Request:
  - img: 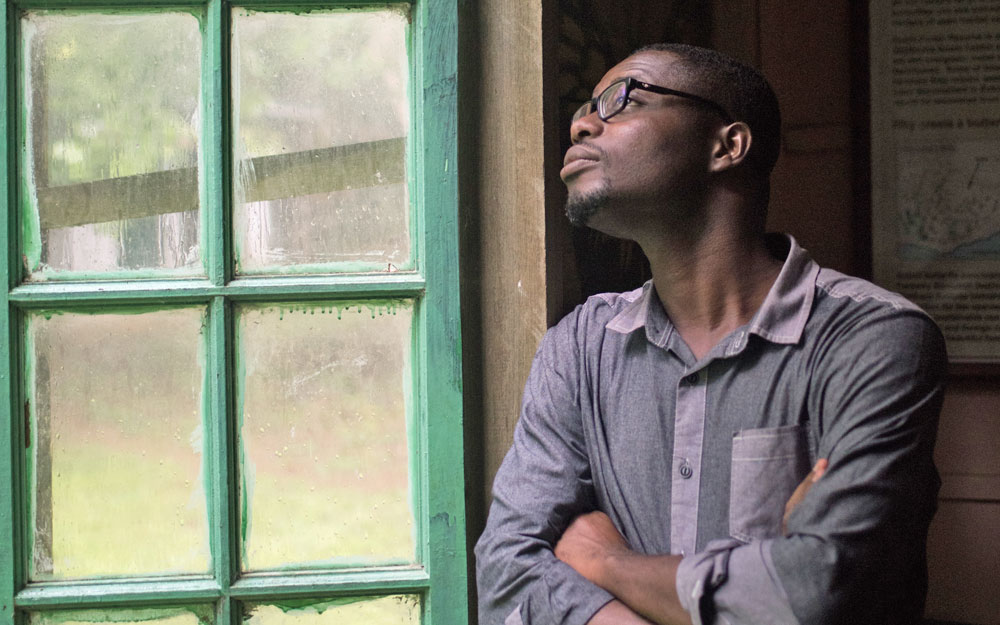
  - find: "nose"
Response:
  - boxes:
[570,110,603,144]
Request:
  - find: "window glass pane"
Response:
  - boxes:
[232,8,410,274]
[244,597,419,625]
[238,302,414,570]
[27,308,209,580]
[30,607,212,625]
[22,12,202,278]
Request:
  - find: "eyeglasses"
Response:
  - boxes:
[572,77,734,124]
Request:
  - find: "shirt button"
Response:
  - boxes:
[679,460,693,479]
[684,373,698,385]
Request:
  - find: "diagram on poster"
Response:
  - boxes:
[897,142,1000,260]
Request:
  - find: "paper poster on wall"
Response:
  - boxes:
[870,0,1000,362]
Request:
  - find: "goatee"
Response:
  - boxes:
[565,183,610,227]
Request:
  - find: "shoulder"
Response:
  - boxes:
[549,284,648,339]
[814,268,927,314]
[812,268,939,333]
[535,285,649,374]
[808,268,946,374]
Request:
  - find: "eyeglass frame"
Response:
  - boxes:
[572,77,734,125]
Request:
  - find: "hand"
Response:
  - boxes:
[783,458,828,535]
[554,511,630,585]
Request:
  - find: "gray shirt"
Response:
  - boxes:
[475,235,945,625]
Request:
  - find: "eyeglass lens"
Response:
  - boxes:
[599,81,629,119]
[572,80,631,124]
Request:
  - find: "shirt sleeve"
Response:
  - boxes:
[678,307,946,625]
[676,538,799,625]
[474,312,615,625]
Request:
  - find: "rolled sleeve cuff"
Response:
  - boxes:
[675,539,742,625]
[676,539,799,625]
[504,606,523,625]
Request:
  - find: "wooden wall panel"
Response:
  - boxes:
[469,0,549,515]
[926,501,1000,624]
[758,1,858,273]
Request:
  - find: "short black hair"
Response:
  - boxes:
[633,43,782,178]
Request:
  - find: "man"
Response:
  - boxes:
[475,43,945,625]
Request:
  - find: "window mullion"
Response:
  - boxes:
[204,0,237,598]
[208,296,238,591]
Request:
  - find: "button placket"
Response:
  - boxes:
[670,366,709,555]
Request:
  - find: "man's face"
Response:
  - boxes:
[561,51,722,237]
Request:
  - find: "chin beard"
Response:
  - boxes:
[565,183,610,227]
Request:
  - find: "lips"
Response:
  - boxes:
[561,145,602,179]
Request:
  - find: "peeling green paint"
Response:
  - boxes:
[234,259,417,277]
[254,299,405,323]
[233,305,251,572]
[31,605,213,625]
[196,303,214,582]
[233,4,411,19]
[23,313,37,581]
[19,17,41,277]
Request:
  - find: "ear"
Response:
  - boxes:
[709,122,752,173]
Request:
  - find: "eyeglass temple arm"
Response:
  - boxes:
[631,79,734,123]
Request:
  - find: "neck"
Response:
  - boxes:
[635,197,781,361]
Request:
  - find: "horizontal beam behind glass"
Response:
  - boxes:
[9,274,425,307]
[35,138,403,230]
[15,566,428,609]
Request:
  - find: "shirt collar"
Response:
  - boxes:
[605,234,819,348]
[746,234,819,344]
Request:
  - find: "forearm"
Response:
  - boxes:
[588,600,656,625]
[555,512,693,625]
[592,553,692,625]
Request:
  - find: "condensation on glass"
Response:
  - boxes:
[29,608,211,625]
[243,596,420,625]
[21,12,201,278]
[232,8,411,274]
[27,309,209,580]
[238,301,414,570]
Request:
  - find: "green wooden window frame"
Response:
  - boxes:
[0,0,467,623]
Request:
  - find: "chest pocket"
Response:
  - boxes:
[729,424,810,542]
